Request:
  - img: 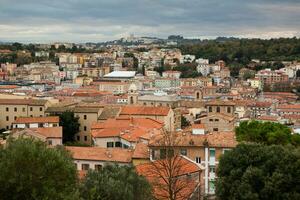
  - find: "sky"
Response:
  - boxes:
[0,0,300,43]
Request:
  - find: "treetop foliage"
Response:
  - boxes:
[216,143,300,200]
[0,137,79,200]
[235,120,300,146]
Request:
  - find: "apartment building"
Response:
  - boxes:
[11,127,63,146]
[91,117,163,148]
[45,102,103,144]
[0,99,49,130]
[96,81,130,94]
[66,146,133,171]
[119,105,175,131]
[149,131,237,196]
[12,116,59,129]
[255,69,289,85]
[199,100,236,132]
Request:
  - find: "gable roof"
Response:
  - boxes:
[120,106,170,116]
[66,146,133,163]
[13,116,59,124]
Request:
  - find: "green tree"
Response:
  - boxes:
[216,144,300,200]
[59,111,80,143]
[79,165,152,200]
[0,138,79,200]
[181,116,191,129]
[235,120,300,146]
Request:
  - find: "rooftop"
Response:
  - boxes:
[66,146,133,163]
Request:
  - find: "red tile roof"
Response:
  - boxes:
[149,131,237,148]
[30,127,62,138]
[136,156,202,200]
[14,116,59,124]
[120,106,170,116]
[66,146,133,163]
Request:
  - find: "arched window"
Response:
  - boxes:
[216,106,220,113]
[130,96,134,104]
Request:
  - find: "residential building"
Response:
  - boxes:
[119,105,175,131]
[149,131,237,196]
[66,146,133,171]
[0,99,49,130]
[12,116,59,129]
[11,127,63,146]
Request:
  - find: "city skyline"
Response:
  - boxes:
[0,0,300,43]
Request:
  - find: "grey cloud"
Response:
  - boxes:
[0,0,299,42]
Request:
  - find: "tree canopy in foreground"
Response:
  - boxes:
[216,143,300,200]
[235,120,300,146]
[79,165,153,200]
[0,138,78,200]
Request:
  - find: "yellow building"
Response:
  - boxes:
[0,99,49,130]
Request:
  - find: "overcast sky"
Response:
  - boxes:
[0,0,300,43]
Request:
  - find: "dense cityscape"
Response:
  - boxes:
[1,0,300,200]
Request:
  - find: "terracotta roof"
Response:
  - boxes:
[13,116,59,124]
[136,156,202,200]
[257,115,279,122]
[98,106,121,120]
[120,106,170,116]
[250,101,272,108]
[31,127,62,138]
[66,146,133,163]
[92,117,163,129]
[282,114,300,120]
[132,142,150,159]
[277,104,300,110]
[205,100,235,106]
[0,99,47,106]
[149,131,237,148]
[192,124,205,129]
[0,85,20,89]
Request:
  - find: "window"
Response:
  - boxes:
[215,119,219,122]
[196,157,201,164]
[6,107,9,112]
[160,149,166,159]
[83,115,87,120]
[115,141,121,147]
[209,119,213,122]
[30,107,33,111]
[223,148,231,154]
[14,107,17,112]
[209,181,216,194]
[209,148,216,165]
[95,164,102,171]
[83,126,87,131]
[216,106,220,113]
[77,135,80,141]
[213,128,218,132]
[14,116,17,120]
[47,140,53,146]
[180,149,187,156]
[107,142,114,148]
[209,166,216,173]
[6,126,9,130]
[40,107,43,111]
[38,123,43,127]
[208,107,212,112]
[227,107,231,113]
[82,164,90,171]
[22,108,25,112]
[84,136,87,141]
[6,116,9,121]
